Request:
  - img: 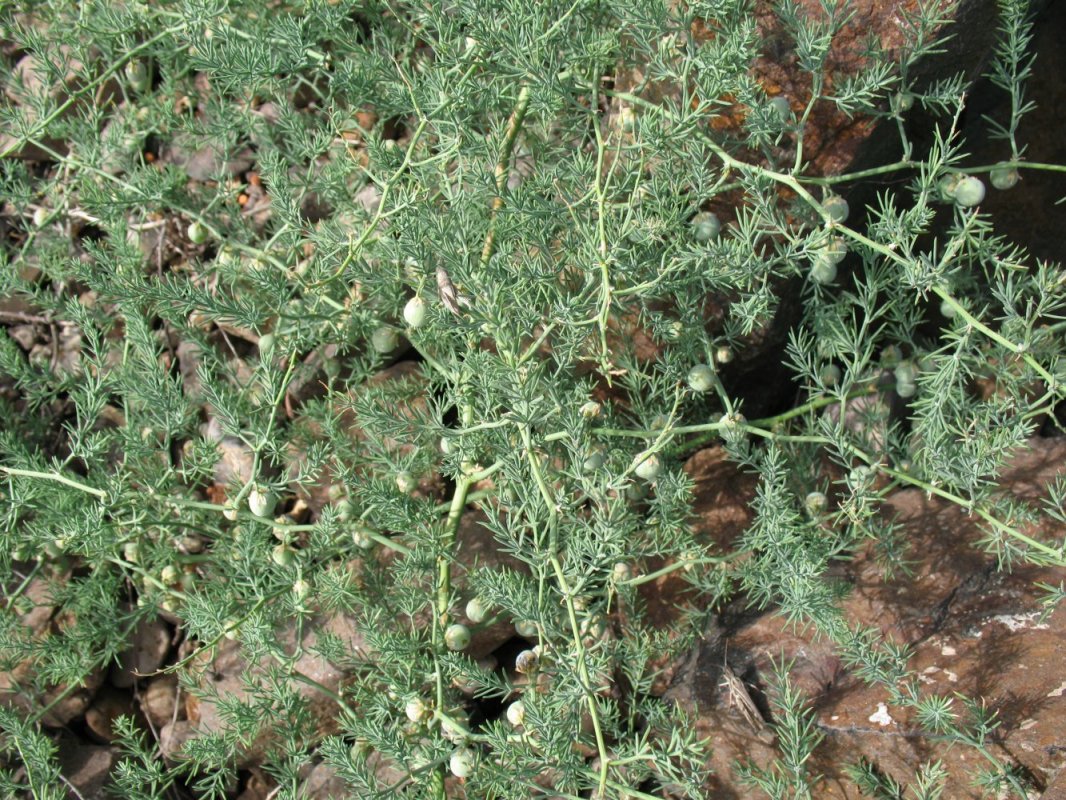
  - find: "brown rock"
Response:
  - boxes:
[84,685,138,742]
[110,616,170,688]
[55,737,118,800]
[181,611,367,766]
[699,437,1066,797]
[159,719,197,762]
[140,673,180,729]
[300,762,348,799]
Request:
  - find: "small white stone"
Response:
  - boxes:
[868,703,893,726]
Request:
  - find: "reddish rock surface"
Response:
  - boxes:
[671,436,1066,797]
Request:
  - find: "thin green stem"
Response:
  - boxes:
[0,466,106,498]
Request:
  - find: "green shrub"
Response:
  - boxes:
[0,0,1062,797]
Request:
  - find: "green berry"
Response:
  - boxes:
[690,211,721,243]
[292,578,310,601]
[122,541,140,563]
[271,544,295,568]
[893,361,918,385]
[160,565,180,586]
[579,400,602,419]
[444,623,471,651]
[506,700,525,727]
[395,471,416,494]
[403,296,427,328]
[938,174,961,201]
[823,237,848,265]
[822,194,849,223]
[633,452,661,482]
[351,527,374,550]
[449,747,475,779]
[515,648,538,673]
[465,596,490,624]
[186,221,208,244]
[769,96,791,122]
[819,364,841,387]
[124,59,150,92]
[989,163,1019,191]
[582,449,605,472]
[954,176,985,208]
[247,485,276,518]
[686,364,716,393]
[715,346,733,365]
[405,697,428,723]
[804,491,827,514]
[893,92,914,113]
[719,411,745,429]
[896,380,917,399]
[809,256,837,285]
[371,326,399,354]
[515,619,538,638]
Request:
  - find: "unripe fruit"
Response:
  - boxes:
[186,222,208,244]
[405,697,428,723]
[403,296,427,328]
[444,623,471,651]
[989,163,1019,191]
[809,256,837,285]
[579,400,602,419]
[271,544,295,568]
[820,364,841,387]
[804,491,827,514]
[612,562,632,582]
[954,176,985,208]
[465,596,489,624]
[258,333,275,357]
[893,92,914,113]
[896,380,917,399]
[822,194,849,223]
[515,619,538,638]
[582,449,605,472]
[247,485,276,518]
[633,452,661,482]
[124,59,150,92]
[769,96,791,122]
[719,411,746,429]
[335,498,353,522]
[690,211,721,243]
[395,471,416,494]
[371,326,399,353]
[938,174,961,202]
[292,578,311,601]
[515,649,538,673]
[506,700,525,727]
[160,565,180,586]
[715,346,733,365]
[449,747,475,779]
[822,237,848,265]
[222,501,239,521]
[686,364,715,393]
[894,360,918,385]
[122,541,140,563]
[351,527,374,549]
